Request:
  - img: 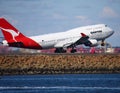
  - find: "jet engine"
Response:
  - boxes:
[84,39,98,47]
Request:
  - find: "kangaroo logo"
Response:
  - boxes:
[0,27,20,42]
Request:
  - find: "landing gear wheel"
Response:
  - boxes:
[55,48,66,53]
[71,49,77,53]
[101,42,105,46]
[62,50,66,53]
[101,40,105,46]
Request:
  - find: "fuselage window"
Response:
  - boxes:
[90,30,102,34]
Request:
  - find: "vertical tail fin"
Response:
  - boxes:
[0,18,42,49]
[0,18,25,42]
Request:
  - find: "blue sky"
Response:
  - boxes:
[0,0,120,46]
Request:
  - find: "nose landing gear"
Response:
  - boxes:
[101,40,105,46]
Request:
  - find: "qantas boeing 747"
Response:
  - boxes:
[0,18,114,53]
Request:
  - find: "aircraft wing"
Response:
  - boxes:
[75,33,89,45]
[54,33,89,48]
[54,37,80,48]
[75,33,98,47]
[54,33,98,48]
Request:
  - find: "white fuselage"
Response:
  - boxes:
[29,24,114,49]
[0,18,114,51]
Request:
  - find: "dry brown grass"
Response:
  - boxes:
[0,54,120,75]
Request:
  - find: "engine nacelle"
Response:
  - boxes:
[84,39,98,47]
[89,39,98,47]
[2,40,9,46]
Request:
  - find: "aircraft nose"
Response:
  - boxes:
[110,29,114,35]
[108,27,114,36]
[111,30,114,35]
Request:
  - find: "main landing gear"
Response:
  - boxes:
[70,48,77,53]
[54,48,77,53]
[54,48,66,53]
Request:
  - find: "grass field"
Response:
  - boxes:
[0,53,120,75]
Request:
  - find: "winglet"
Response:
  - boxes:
[81,33,87,37]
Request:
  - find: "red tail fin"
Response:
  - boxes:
[0,18,42,49]
[0,18,25,42]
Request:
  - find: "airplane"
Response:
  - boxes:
[0,18,114,53]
